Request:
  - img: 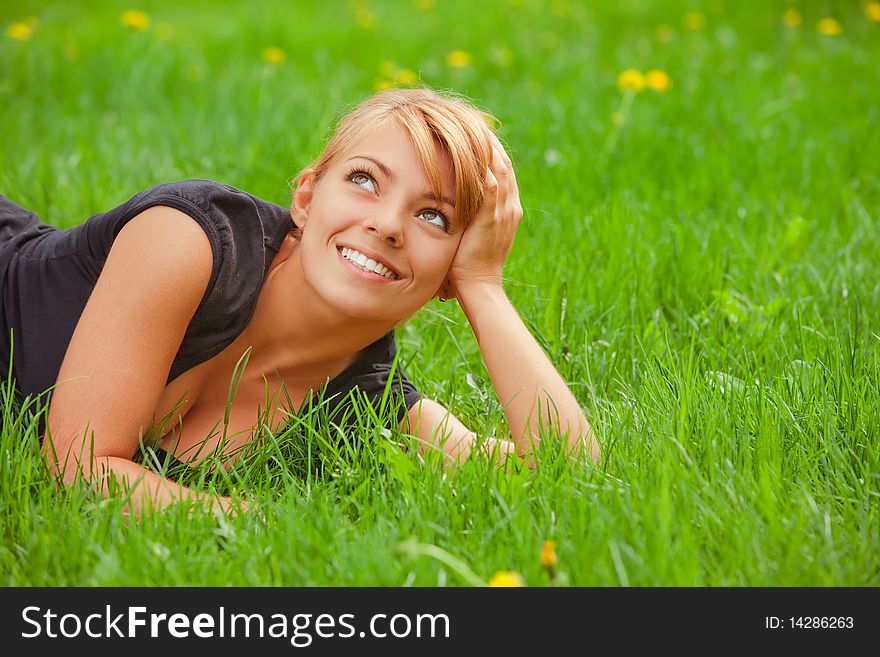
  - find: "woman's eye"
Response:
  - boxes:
[350,172,376,193]
[419,209,448,231]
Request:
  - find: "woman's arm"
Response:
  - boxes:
[42,205,237,516]
[456,282,598,462]
[439,135,599,465]
[404,289,598,466]
[402,397,518,465]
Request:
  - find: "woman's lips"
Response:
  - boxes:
[337,247,400,283]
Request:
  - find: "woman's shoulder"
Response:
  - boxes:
[155,179,289,236]
[92,178,290,246]
[136,179,276,213]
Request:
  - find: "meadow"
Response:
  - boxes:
[1,0,878,586]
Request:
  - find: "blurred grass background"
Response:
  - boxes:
[1,0,878,586]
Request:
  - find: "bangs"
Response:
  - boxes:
[393,102,493,226]
[304,88,496,227]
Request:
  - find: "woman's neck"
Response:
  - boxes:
[238,238,397,378]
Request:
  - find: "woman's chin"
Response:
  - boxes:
[317,286,400,322]
[304,272,431,324]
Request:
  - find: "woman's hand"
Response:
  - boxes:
[442,135,523,299]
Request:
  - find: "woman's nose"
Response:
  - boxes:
[363,210,404,246]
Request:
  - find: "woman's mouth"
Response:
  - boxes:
[337,246,400,282]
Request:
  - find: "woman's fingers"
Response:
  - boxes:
[499,146,522,220]
[489,140,510,201]
[488,137,522,227]
[483,147,506,224]
[483,163,499,216]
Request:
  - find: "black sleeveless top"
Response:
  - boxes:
[0,180,420,436]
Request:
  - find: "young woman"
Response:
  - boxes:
[0,88,598,515]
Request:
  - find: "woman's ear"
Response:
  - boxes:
[291,168,316,231]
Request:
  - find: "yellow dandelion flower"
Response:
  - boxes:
[6,21,33,41]
[683,11,705,31]
[414,0,435,10]
[373,79,393,92]
[782,10,802,28]
[488,571,525,587]
[261,46,287,65]
[396,69,417,85]
[867,2,880,22]
[121,10,150,31]
[617,69,645,92]
[655,24,674,43]
[646,69,671,92]
[447,50,472,68]
[817,18,842,36]
[540,540,558,569]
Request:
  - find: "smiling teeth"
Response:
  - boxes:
[341,247,398,279]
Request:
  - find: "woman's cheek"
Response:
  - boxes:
[426,252,455,287]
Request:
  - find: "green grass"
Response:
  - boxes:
[1,0,878,586]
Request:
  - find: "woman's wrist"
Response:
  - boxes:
[455,278,507,315]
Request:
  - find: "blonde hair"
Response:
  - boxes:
[294,87,497,229]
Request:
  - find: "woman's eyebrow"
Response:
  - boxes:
[348,155,394,180]
[424,191,456,208]
[348,154,455,208]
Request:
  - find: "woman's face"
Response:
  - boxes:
[292,120,463,322]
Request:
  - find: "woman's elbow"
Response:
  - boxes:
[570,417,600,465]
[41,432,103,486]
